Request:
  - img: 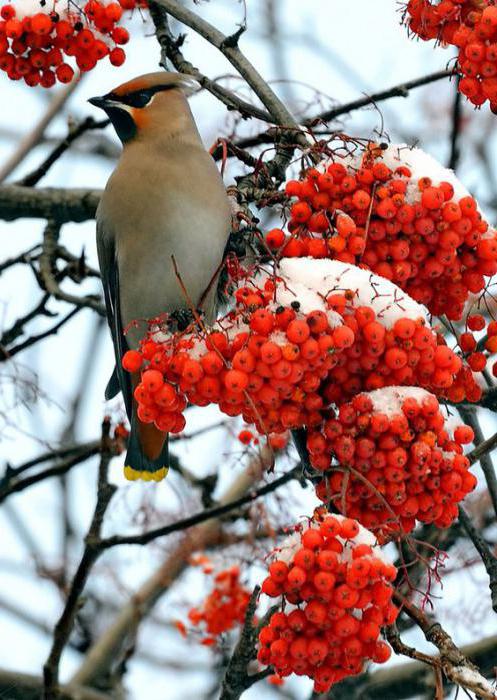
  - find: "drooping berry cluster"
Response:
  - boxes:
[322,290,469,403]
[258,513,397,692]
[123,298,346,437]
[0,0,138,86]
[404,0,497,110]
[309,388,476,537]
[187,566,251,645]
[272,146,497,323]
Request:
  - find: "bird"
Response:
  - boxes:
[89,71,231,482]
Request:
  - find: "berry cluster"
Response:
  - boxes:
[123,287,349,437]
[187,566,251,645]
[122,254,481,454]
[404,1,497,110]
[274,146,497,323]
[309,388,476,537]
[258,513,397,692]
[322,293,472,404]
[0,0,137,86]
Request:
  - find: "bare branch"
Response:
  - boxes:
[220,586,273,700]
[0,185,100,223]
[38,219,105,314]
[458,505,497,613]
[71,447,274,687]
[149,2,273,122]
[43,420,117,699]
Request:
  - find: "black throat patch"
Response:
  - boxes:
[106,107,137,144]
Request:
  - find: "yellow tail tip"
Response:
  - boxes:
[124,466,169,482]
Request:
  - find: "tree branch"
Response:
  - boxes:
[458,505,497,613]
[149,1,273,122]
[152,0,299,129]
[0,185,100,222]
[220,586,273,700]
[43,419,116,699]
[38,219,105,315]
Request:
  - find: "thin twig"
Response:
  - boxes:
[458,505,497,613]
[16,117,110,188]
[96,464,300,549]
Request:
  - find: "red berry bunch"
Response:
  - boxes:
[310,388,476,537]
[0,0,134,86]
[258,512,397,692]
[187,566,251,645]
[322,295,473,404]
[404,0,497,110]
[276,145,497,322]
[122,285,352,436]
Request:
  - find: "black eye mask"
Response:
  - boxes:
[107,84,177,109]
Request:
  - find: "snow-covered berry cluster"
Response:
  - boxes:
[122,254,480,449]
[0,0,141,86]
[309,387,476,537]
[187,566,251,645]
[404,0,497,110]
[122,272,352,438]
[272,145,497,325]
[258,513,397,692]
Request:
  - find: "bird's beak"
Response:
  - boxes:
[88,95,107,109]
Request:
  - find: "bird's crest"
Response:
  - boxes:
[111,72,198,99]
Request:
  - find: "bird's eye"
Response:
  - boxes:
[127,91,152,108]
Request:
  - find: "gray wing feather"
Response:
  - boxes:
[96,220,132,419]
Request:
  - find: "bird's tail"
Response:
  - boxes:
[123,413,169,482]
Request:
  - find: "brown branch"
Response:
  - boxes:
[0,443,101,504]
[395,594,497,699]
[1,306,82,362]
[0,185,100,222]
[153,0,300,131]
[70,447,274,687]
[331,634,497,700]
[0,668,112,700]
[149,2,273,122]
[38,219,105,315]
[220,585,273,700]
[448,77,462,171]
[461,409,497,517]
[43,419,117,700]
[304,68,455,125]
[211,69,456,162]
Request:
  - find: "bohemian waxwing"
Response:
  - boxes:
[89,72,231,482]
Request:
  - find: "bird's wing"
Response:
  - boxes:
[96,220,132,418]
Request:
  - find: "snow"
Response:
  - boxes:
[327,143,471,202]
[274,257,428,328]
[272,514,392,566]
[451,666,497,698]
[367,386,432,417]
[379,144,470,202]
